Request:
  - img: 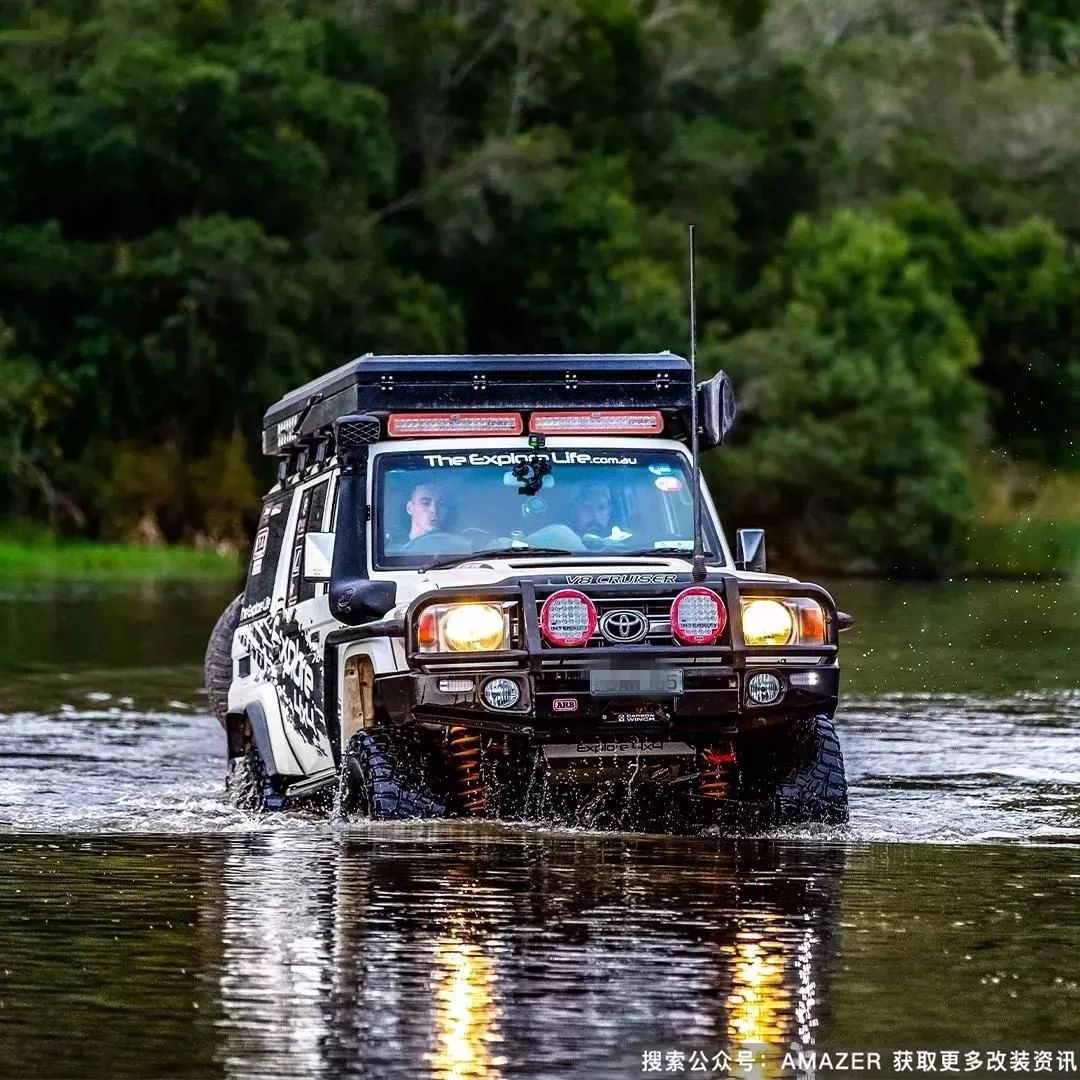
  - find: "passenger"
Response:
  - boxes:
[568,483,613,538]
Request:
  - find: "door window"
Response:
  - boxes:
[286,480,330,607]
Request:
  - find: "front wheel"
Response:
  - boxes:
[772,714,849,825]
[341,729,448,820]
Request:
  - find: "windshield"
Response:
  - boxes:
[374,447,723,569]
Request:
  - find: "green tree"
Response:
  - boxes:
[710,210,983,575]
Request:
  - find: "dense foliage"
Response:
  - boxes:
[1,0,1078,572]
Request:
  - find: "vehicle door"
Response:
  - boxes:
[271,476,336,776]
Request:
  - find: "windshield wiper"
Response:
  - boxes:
[423,547,577,571]
[624,545,717,559]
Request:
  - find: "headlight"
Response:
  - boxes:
[741,599,794,645]
[416,602,511,652]
[740,597,825,646]
[442,604,506,651]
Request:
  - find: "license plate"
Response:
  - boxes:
[589,668,683,697]
[544,739,694,761]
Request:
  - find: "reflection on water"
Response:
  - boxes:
[1,830,1077,1080]
[206,829,842,1080]
[429,930,504,1079]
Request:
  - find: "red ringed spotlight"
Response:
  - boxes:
[540,589,597,648]
[670,587,727,645]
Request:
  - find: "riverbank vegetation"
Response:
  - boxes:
[1,0,1078,577]
[0,532,239,580]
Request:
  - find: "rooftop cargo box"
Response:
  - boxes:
[262,353,734,456]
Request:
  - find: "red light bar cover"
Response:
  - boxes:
[529,410,664,435]
[388,412,523,437]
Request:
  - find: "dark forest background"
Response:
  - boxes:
[2,0,1079,575]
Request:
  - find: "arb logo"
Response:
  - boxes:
[552,698,579,713]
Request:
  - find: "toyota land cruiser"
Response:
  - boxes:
[204,353,850,826]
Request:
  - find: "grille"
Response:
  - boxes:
[537,595,678,648]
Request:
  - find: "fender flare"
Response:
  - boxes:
[225,704,279,780]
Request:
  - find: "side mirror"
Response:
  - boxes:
[303,532,335,581]
[735,528,767,573]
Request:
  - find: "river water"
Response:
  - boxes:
[0,577,1077,1078]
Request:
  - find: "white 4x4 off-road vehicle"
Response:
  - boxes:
[204,353,850,826]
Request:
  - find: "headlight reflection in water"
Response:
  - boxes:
[429,928,506,1080]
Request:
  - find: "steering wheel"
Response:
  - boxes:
[399,530,472,555]
[459,527,494,545]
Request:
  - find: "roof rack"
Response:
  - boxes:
[262,353,734,457]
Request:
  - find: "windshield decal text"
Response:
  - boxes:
[422,451,639,467]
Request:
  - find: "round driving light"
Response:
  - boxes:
[442,604,505,651]
[540,589,597,647]
[481,677,521,710]
[741,599,795,646]
[746,672,782,705]
[670,587,727,645]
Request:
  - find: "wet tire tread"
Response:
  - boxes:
[344,729,447,820]
[774,714,849,825]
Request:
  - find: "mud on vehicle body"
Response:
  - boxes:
[206,353,852,825]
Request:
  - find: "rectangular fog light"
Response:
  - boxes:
[438,677,474,694]
[789,672,821,688]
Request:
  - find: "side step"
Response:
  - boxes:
[284,769,338,801]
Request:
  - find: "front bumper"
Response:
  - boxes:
[395,577,841,740]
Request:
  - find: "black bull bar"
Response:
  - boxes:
[399,577,841,737]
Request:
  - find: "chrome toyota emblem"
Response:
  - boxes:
[600,609,649,644]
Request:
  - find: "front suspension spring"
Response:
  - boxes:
[447,725,489,814]
[698,743,738,799]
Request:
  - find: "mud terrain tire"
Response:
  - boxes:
[343,729,448,820]
[226,745,281,812]
[205,593,243,726]
[774,714,849,825]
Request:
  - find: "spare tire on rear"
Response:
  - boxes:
[204,593,243,726]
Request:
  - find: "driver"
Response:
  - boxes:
[405,481,451,539]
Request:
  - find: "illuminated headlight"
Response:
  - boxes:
[741,598,825,646]
[481,677,521,710]
[416,603,512,652]
[746,672,782,705]
[741,599,794,645]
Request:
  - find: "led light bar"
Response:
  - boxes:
[529,410,664,435]
[388,412,523,437]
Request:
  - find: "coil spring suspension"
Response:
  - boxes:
[698,743,737,799]
[447,726,489,814]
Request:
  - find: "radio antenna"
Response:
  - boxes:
[687,224,707,582]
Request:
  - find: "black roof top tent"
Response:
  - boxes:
[262,352,735,457]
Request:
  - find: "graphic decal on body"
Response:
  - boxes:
[237,612,326,752]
